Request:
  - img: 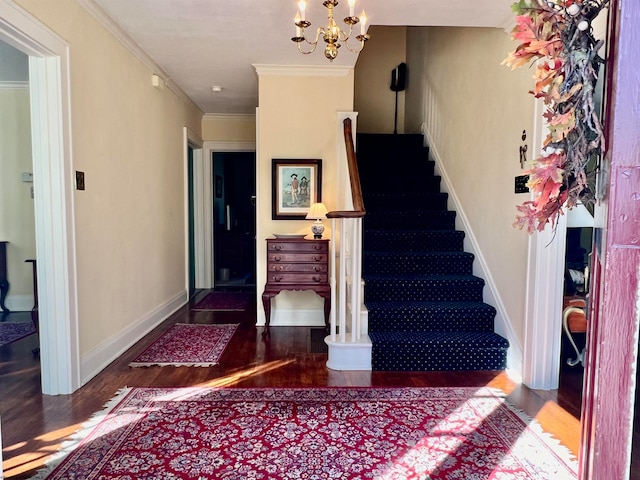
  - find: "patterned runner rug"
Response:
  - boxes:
[129,323,238,367]
[192,291,254,311]
[0,321,36,348]
[31,386,577,479]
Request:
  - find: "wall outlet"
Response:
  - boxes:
[76,171,85,190]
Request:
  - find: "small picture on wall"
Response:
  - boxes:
[272,159,322,220]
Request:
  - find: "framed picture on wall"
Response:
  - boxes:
[272,159,322,220]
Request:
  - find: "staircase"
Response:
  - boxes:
[357,133,509,371]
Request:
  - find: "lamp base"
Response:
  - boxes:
[311,221,325,239]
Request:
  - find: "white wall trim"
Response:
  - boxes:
[253,64,353,77]
[75,0,202,115]
[80,291,186,385]
[0,79,28,88]
[184,127,203,294]
[521,97,566,390]
[4,294,34,312]
[423,128,524,377]
[266,307,326,327]
[0,0,81,395]
[203,113,256,121]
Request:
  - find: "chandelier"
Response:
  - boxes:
[291,0,370,61]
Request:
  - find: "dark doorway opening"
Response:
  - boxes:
[213,152,256,291]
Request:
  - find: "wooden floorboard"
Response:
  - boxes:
[1,295,588,478]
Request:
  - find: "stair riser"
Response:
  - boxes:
[363,233,465,252]
[364,283,484,303]
[362,176,441,194]
[367,313,495,332]
[364,212,455,230]
[364,194,448,211]
[363,255,473,275]
[372,345,507,371]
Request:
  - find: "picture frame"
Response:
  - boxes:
[272,159,322,220]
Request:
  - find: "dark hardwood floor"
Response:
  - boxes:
[1,292,587,478]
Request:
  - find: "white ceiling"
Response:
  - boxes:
[88,0,514,115]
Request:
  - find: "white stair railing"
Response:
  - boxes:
[325,113,371,370]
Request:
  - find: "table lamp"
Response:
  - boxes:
[305,202,328,239]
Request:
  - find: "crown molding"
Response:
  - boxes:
[253,64,353,77]
[76,0,202,115]
[0,80,28,89]
[203,113,256,121]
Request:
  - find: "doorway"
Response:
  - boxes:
[213,152,256,291]
[0,1,79,395]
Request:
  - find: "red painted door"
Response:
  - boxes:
[579,1,640,478]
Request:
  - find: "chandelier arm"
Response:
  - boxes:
[296,41,319,55]
[305,27,324,46]
[342,34,369,54]
[338,23,354,42]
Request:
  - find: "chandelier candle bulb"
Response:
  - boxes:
[360,10,367,34]
[349,0,355,17]
[298,0,306,21]
[294,12,302,37]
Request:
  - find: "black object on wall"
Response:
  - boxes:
[390,63,407,92]
[390,63,407,134]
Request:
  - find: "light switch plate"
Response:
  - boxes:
[515,175,530,194]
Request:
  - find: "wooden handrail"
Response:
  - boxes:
[326,118,366,219]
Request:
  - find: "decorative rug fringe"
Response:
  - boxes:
[28,387,133,480]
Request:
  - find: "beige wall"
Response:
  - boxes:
[15,0,203,356]
[355,26,406,134]
[202,114,256,142]
[256,69,354,325]
[0,87,36,306]
[405,26,535,346]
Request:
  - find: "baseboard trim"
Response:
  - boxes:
[3,294,35,312]
[423,130,524,376]
[263,308,326,327]
[80,291,187,385]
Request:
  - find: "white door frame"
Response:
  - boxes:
[522,98,567,390]
[0,0,80,395]
[200,141,256,288]
[184,127,203,295]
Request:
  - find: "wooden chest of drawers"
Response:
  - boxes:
[262,238,330,332]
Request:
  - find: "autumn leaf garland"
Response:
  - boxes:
[504,0,608,233]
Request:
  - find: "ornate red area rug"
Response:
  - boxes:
[129,323,238,367]
[32,387,577,479]
[0,321,36,348]
[192,291,253,311]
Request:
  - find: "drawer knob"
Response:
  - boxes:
[314,266,321,272]
[274,256,282,262]
[313,245,321,250]
[274,245,282,251]
[313,256,321,262]
[313,276,321,282]
[273,276,282,282]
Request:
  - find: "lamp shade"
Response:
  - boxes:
[306,202,328,220]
